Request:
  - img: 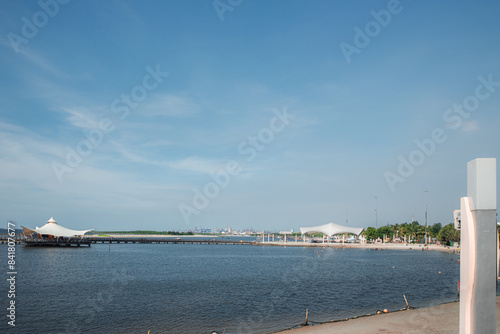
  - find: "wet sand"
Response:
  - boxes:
[274,296,500,334]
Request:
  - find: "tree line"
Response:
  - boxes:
[361,221,460,245]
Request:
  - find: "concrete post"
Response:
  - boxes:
[460,158,497,334]
[497,228,499,280]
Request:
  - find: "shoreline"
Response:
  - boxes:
[257,241,460,253]
[85,234,460,254]
[272,296,500,334]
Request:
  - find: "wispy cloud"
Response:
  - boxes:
[138,93,201,117]
[461,120,479,132]
[141,140,173,148]
[0,120,185,226]
[12,46,68,79]
[0,121,64,190]
[60,107,103,130]
[109,141,167,166]
[0,121,61,158]
[110,141,227,174]
[167,157,228,174]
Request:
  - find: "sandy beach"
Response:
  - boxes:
[258,241,460,254]
[274,296,500,334]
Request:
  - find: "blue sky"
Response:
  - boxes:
[1,0,499,232]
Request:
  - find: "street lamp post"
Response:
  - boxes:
[424,190,428,245]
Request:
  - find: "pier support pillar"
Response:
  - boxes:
[460,158,497,334]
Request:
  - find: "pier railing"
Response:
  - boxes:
[87,237,256,245]
[0,235,257,246]
[23,237,92,247]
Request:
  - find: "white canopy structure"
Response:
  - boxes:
[22,217,93,238]
[300,222,364,237]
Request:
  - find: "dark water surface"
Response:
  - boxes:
[1,243,460,334]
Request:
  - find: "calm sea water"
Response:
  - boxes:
[1,242,461,334]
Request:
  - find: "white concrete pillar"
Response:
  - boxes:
[460,158,497,334]
[497,228,500,279]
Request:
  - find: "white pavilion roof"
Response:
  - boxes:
[300,222,364,237]
[24,217,93,238]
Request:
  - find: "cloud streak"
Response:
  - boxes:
[138,93,201,117]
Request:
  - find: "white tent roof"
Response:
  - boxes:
[25,217,93,238]
[300,222,364,237]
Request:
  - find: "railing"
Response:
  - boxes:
[87,236,256,245]
[0,234,257,246]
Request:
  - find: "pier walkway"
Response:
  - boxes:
[88,236,255,245]
[0,235,257,246]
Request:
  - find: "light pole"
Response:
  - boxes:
[374,196,378,229]
[424,190,428,245]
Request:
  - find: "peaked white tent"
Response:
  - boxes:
[300,222,364,237]
[22,217,93,238]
